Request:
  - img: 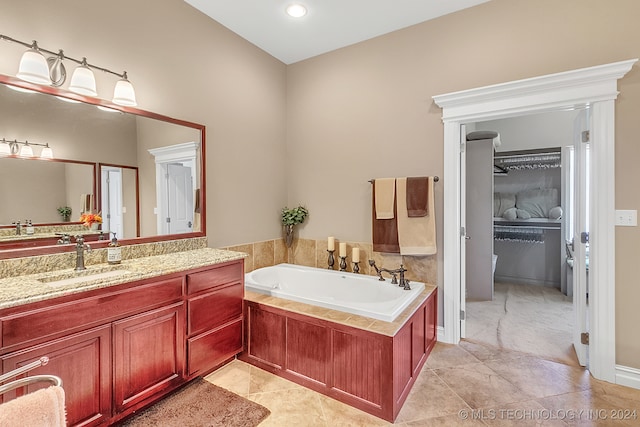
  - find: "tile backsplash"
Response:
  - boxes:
[226,237,437,285]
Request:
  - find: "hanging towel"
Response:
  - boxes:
[406,176,429,217]
[396,177,437,256]
[374,178,396,219]
[0,385,67,427]
[372,180,400,253]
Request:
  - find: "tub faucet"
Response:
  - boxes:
[74,235,91,271]
[12,221,21,235]
[368,260,412,290]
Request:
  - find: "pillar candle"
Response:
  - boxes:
[352,247,360,263]
[328,236,335,251]
[339,242,346,257]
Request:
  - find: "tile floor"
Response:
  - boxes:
[205,340,640,426]
[465,282,577,366]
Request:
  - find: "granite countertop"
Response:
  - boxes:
[0,248,247,310]
[244,284,437,337]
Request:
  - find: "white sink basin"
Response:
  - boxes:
[40,269,132,287]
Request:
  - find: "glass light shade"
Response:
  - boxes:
[17,48,52,85]
[112,77,137,106]
[69,64,97,96]
[0,143,11,156]
[19,144,34,157]
[40,145,54,159]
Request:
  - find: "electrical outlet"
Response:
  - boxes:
[615,210,637,226]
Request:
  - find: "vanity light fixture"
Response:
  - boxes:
[0,33,137,106]
[16,41,52,85]
[68,57,98,96]
[0,138,54,159]
[286,3,307,18]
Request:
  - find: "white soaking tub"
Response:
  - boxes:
[244,263,424,322]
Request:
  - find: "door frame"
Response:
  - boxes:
[433,59,636,382]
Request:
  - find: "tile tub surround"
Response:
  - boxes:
[0,236,208,278]
[227,237,437,285]
[0,245,246,309]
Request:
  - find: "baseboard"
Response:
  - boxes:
[615,365,640,390]
[437,326,446,342]
[493,275,560,288]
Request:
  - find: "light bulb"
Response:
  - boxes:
[286,4,307,17]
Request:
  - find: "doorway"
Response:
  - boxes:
[463,109,582,367]
[433,59,636,382]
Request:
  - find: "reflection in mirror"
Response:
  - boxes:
[99,163,139,240]
[0,73,206,257]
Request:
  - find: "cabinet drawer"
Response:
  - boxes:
[1,277,183,351]
[187,319,243,377]
[186,261,243,295]
[187,283,243,336]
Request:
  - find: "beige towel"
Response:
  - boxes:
[0,385,67,426]
[374,178,396,219]
[396,177,437,255]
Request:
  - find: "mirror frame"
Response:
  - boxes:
[0,74,206,260]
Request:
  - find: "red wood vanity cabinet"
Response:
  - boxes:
[0,258,244,426]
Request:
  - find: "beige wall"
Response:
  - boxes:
[0,0,288,247]
[1,0,638,370]
[286,0,640,369]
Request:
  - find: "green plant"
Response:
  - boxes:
[57,206,72,217]
[281,205,309,226]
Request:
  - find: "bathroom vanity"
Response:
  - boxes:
[0,248,245,426]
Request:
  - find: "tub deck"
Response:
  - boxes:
[241,285,437,422]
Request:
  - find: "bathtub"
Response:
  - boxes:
[244,263,425,322]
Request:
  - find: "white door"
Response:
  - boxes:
[166,163,194,234]
[459,124,468,338]
[572,108,590,367]
[101,167,124,239]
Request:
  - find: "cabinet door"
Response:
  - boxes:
[1,325,111,427]
[113,303,185,413]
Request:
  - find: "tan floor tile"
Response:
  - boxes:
[480,400,569,426]
[318,394,392,426]
[434,362,536,409]
[484,356,591,399]
[403,414,486,426]
[459,339,526,363]
[536,389,640,427]
[248,365,303,394]
[248,387,326,426]
[395,369,470,423]
[203,359,251,396]
[425,342,480,369]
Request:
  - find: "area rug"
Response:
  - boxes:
[120,378,270,427]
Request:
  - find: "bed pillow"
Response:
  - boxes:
[549,206,563,220]
[494,192,516,217]
[516,209,531,219]
[515,188,559,218]
[502,207,518,220]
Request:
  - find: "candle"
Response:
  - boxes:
[352,247,360,263]
[339,242,347,257]
[328,236,335,251]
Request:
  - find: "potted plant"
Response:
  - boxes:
[57,206,72,222]
[281,205,309,248]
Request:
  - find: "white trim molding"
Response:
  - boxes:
[615,365,640,390]
[433,59,637,383]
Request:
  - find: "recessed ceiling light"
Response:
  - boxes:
[286,4,307,18]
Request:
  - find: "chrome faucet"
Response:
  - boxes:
[12,221,21,235]
[74,235,91,271]
[56,233,71,245]
[368,260,411,290]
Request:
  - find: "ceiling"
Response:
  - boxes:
[184,0,491,64]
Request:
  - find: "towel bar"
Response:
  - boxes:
[369,176,439,183]
[0,356,63,395]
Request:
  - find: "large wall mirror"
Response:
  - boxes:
[0,74,205,258]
